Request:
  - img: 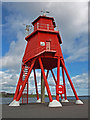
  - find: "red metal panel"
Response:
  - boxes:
[38,32,63,57]
[23,31,63,65]
[23,33,38,62]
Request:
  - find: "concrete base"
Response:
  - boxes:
[36,98,41,103]
[75,100,84,105]
[48,100,62,107]
[61,99,69,103]
[9,100,20,106]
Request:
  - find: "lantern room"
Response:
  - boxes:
[32,15,56,31]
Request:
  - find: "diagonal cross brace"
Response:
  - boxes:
[16,59,36,101]
[61,59,79,100]
[13,66,25,100]
[38,58,53,102]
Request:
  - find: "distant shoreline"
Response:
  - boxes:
[0,92,89,98]
[0,93,90,98]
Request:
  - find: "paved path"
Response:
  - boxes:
[2,99,88,118]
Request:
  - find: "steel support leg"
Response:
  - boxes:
[16,59,36,101]
[43,70,49,88]
[39,58,53,102]
[43,70,49,89]
[51,69,57,84]
[33,69,39,100]
[62,67,67,100]
[56,57,60,101]
[61,94,63,99]
[61,59,79,100]
[13,66,25,100]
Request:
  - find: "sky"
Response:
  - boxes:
[0,0,89,97]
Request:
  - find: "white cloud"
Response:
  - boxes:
[1,25,27,70]
[65,72,88,96]
[46,2,88,62]
[0,68,88,96]
[1,2,88,71]
[0,69,42,93]
[66,73,88,89]
[0,70,19,93]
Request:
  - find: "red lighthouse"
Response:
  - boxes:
[9,13,83,107]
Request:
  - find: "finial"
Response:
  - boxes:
[41,10,50,16]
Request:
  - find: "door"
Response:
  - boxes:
[46,41,50,50]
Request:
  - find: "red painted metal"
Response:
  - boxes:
[32,15,55,28]
[13,66,25,100]
[33,69,39,100]
[62,67,67,100]
[61,59,79,100]
[38,58,53,102]
[56,57,60,101]
[43,70,49,89]
[61,94,63,99]
[12,14,80,105]
[56,85,64,95]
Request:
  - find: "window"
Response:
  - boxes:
[40,42,45,46]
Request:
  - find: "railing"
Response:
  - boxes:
[34,23,54,31]
[24,45,57,61]
[25,23,59,36]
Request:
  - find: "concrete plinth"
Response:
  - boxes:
[48,100,62,107]
[75,100,84,105]
[61,99,69,103]
[9,100,20,106]
[36,98,41,103]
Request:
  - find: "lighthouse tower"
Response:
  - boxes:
[9,13,83,107]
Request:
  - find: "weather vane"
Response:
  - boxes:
[41,10,50,16]
[23,24,32,36]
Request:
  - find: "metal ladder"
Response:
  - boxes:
[22,66,29,104]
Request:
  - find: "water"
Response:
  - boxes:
[0,96,89,104]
